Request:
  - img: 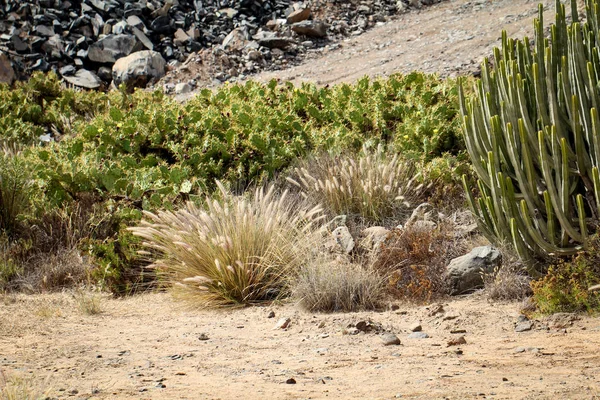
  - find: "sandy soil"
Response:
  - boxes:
[2,291,600,400]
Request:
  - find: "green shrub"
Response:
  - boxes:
[294,259,383,312]
[0,153,34,237]
[0,71,467,294]
[531,236,600,313]
[130,183,323,307]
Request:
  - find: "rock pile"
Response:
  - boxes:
[0,0,443,89]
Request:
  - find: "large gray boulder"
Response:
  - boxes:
[88,34,141,64]
[445,246,501,295]
[112,50,166,89]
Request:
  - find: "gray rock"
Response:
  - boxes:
[255,33,295,49]
[359,226,389,253]
[132,27,154,51]
[59,65,77,76]
[381,333,401,346]
[175,82,193,95]
[112,50,166,89]
[445,246,502,295]
[515,321,533,333]
[406,203,438,227]
[291,20,328,38]
[63,69,102,89]
[126,15,145,30]
[407,332,429,339]
[88,34,141,64]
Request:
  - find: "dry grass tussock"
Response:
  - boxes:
[286,148,425,225]
[0,370,51,400]
[294,257,384,312]
[483,246,532,301]
[130,182,324,308]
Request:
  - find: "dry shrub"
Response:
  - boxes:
[130,182,323,308]
[294,258,384,312]
[286,148,424,224]
[372,221,470,302]
[483,247,532,301]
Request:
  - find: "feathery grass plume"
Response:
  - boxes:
[286,147,420,225]
[129,182,323,308]
[294,258,384,312]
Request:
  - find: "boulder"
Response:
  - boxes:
[291,20,328,38]
[445,246,502,295]
[0,52,15,84]
[88,34,140,64]
[112,50,166,89]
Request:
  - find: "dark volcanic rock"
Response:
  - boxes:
[0,0,443,86]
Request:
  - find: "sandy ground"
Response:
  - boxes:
[2,291,600,400]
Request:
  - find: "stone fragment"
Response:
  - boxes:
[0,52,15,84]
[88,34,140,63]
[408,332,429,339]
[287,8,311,24]
[291,20,328,38]
[332,226,355,254]
[63,69,102,89]
[447,336,467,346]
[273,317,291,330]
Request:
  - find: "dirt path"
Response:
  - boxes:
[2,291,600,399]
[250,0,577,86]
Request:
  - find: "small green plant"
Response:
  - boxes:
[74,289,103,315]
[294,259,383,312]
[531,236,600,313]
[130,182,323,307]
[287,148,419,224]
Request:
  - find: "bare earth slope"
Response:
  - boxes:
[2,292,600,399]
[252,0,575,86]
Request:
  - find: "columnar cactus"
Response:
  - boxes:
[460,0,600,262]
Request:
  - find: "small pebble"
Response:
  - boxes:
[274,317,291,330]
[409,323,422,332]
[408,332,429,339]
[447,336,467,346]
[286,378,296,384]
[381,333,401,346]
[267,311,275,318]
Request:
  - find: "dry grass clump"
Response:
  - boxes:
[372,222,470,302]
[286,149,422,224]
[73,288,103,315]
[294,258,384,312]
[483,247,532,301]
[130,182,323,308]
[0,370,50,400]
